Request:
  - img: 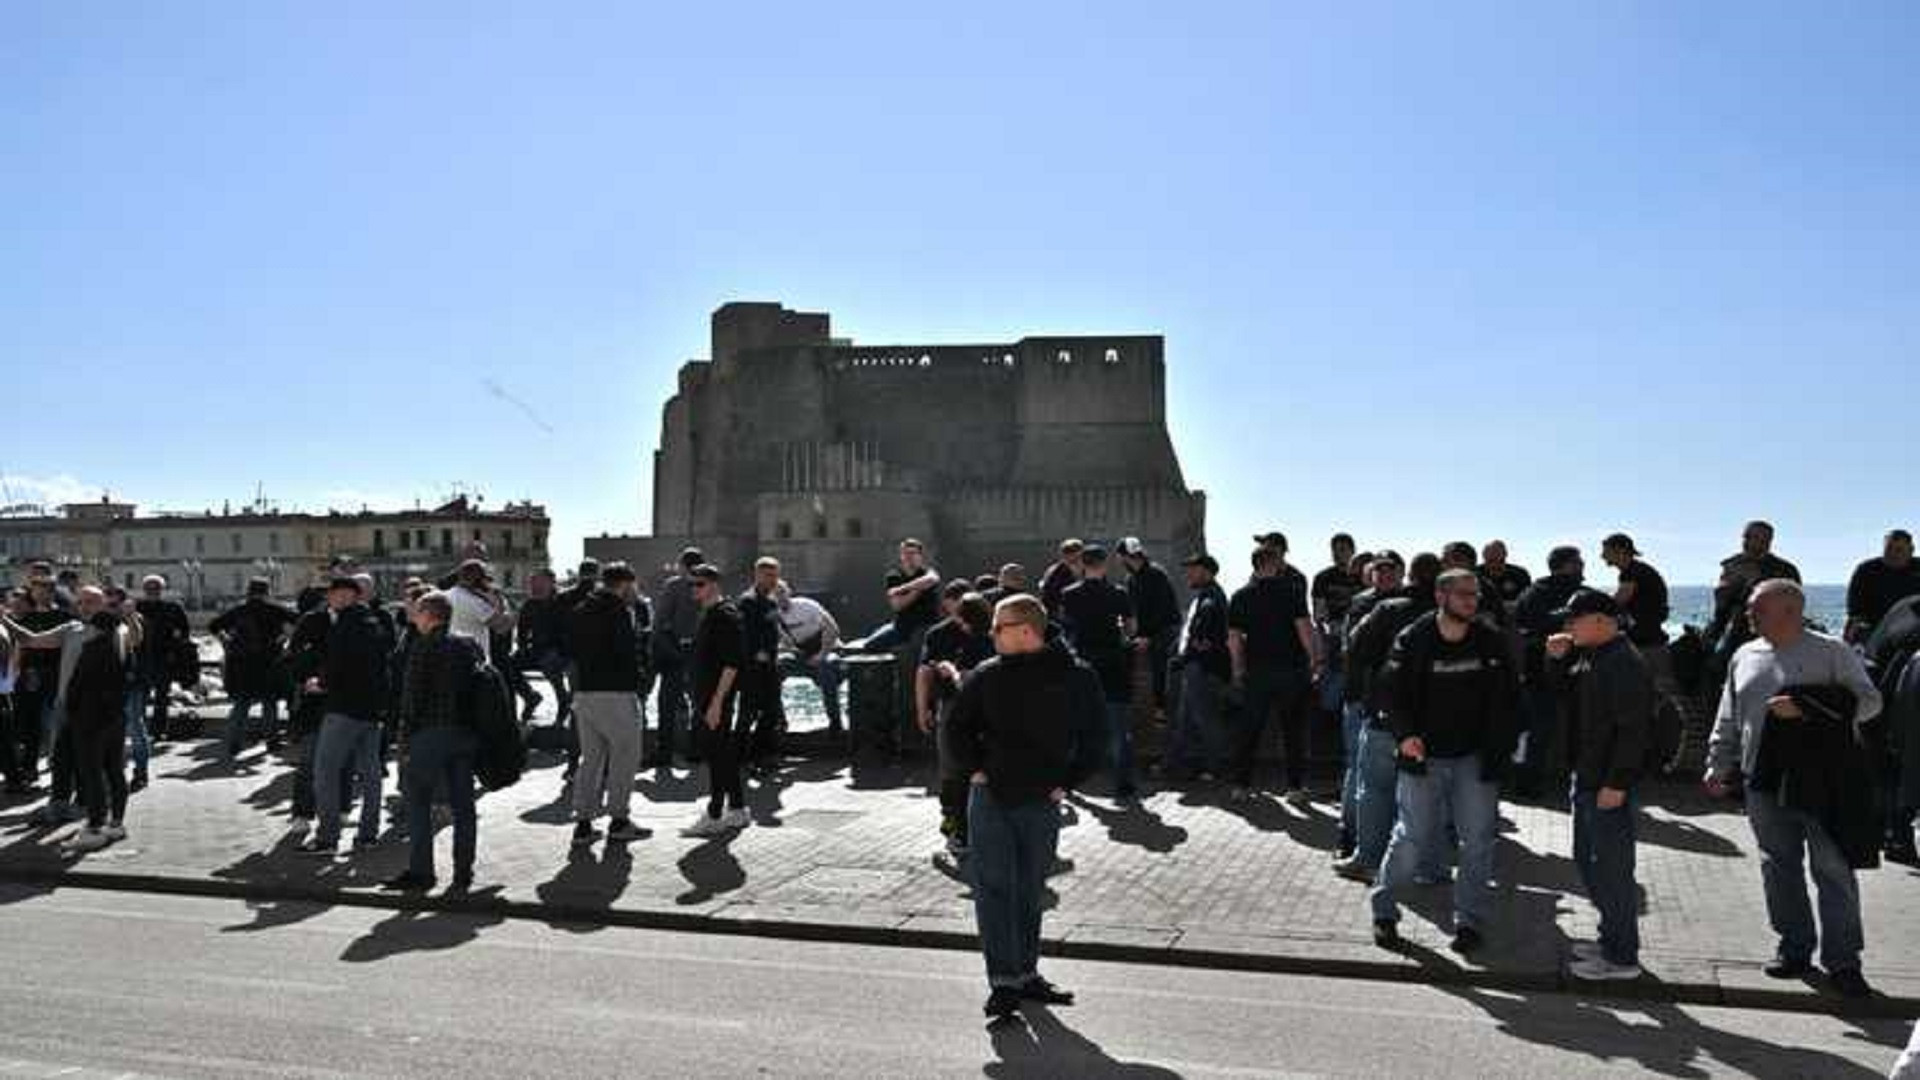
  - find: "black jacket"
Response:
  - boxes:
[320,603,389,722]
[211,598,297,698]
[1127,561,1181,639]
[1549,637,1654,791]
[569,588,642,693]
[1385,612,1519,778]
[1345,588,1434,711]
[398,628,486,735]
[68,622,129,737]
[515,595,569,657]
[1753,684,1883,870]
[1515,573,1585,682]
[947,642,1107,807]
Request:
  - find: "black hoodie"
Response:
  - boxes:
[570,588,642,693]
[947,641,1107,807]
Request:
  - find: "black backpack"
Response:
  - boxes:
[470,663,527,791]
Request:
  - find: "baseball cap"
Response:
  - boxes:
[1115,537,1145,558]
[1079,544,1109,565]
[1181,552,1220,574]
[1253,531,1289,552]
[1553,588,1621,622]
[1602,533,1641,556]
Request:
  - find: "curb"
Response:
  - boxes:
[4,865,1914,1020]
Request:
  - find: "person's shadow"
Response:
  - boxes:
[1435,981,1904,1078]
[1067,795,1188,855]
[535,841,636,928]
[675,833,745,906]
[337,889,507,963]
[985,1007,1182,1079]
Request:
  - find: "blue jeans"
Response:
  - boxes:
[1747,790,1863,973]
[1572,784,1639,965]
[224,695,281,757]
[1167,665,1226,774]
[1339,702,1367,847]
[968,787,1061,989]
[121,688,151,772]
[778,654,844,728]
[313,712,383,846]
[1105,700,1136,794]
[1371,755,1499,931]
[1351,724,1401,868]
[404,726,477,880]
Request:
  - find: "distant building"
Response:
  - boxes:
[0,495,549,607]
[588,301,1207,625]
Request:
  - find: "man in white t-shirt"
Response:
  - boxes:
[775,584,844,734]
[447,560,514,664]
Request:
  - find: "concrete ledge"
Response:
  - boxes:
[7,864,1914,1021]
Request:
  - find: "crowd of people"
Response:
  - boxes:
[2,519,1917,1016]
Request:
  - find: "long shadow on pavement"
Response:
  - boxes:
[1434,981,1905,1078]
[535,842,636,930]
[676,833,745,906]
[986,1006,1182,1079]
[1067,795,1189,855]
[338,889,508,963]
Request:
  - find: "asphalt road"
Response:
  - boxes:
[0,883,1910,1079]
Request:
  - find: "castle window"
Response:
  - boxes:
[1003,353,1015,367]
[918,354,931,367]
[1104,348,1120,364]
[776,521,793,540]
[846,517,863,539]
[813,518,828,539]
[1057,350,1072,364]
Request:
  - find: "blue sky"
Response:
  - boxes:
[4,2,1915,584]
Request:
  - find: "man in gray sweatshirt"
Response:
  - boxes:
[1706,578,1882,998]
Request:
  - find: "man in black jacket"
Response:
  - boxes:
[1512,545,1587,800]
[737,557,787,771]
[685,565,750,837]
[568,563,648,848]
[383,591,486,893]
[211,579,296,763]
[299,577,389,856]
[1162,553,1229,781]
[1370,569,1519,954]
[1545,589,1652,981]
[134,575,190,741]
[1060,545,1138,800]
[1336,552,1439,883]
[1118,538,1180,718]
[1227,546,1320,802]
[948,594,1105,1019]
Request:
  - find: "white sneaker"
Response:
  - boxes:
[103,821,128,842]
[683,812,729,839]
[1570,941,1606,962]
[288,815,313,836]
[721,807,752,830]
[1570,956,1643,981]
[65,827,110,853]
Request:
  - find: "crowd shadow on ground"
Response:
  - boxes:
[1067,793,1188,855]
[535,841,636,929]
[985,1006,1182,1079]
[1435,981,1908,1078]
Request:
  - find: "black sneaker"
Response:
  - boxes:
[1018,978,1074,1006]
[1829,968,1873,999]
[448,871,474,894]
[1765,956,1813,980]
[381,871,435,892]
[1450,926,1485,954]
[983,987,1022,1019]
[295,837,337,857]
[571,821,601,847]
[129,770,149,794]
[1373,920,1401,949]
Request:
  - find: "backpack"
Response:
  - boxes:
[470,663,527,790]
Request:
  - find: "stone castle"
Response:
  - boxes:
[587,302,1207,625]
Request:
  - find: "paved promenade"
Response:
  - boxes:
[2,700,1916,1017]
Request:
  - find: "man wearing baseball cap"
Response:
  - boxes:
[1544,588,1653,981]
[1117,537,1180,719]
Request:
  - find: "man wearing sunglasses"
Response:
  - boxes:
[947,595,1106,1020]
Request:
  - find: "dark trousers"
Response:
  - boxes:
[74,723,129,829]
[967,787,1060,989]
[48,721,78,806]
[1572,784,1640,965]
[653,641,692,758]
[1517,684,1564,795]
[1145,628,1177,710]
[935,703,969,843]
[736,662,784,763]
[1234,665,1310,788]
[404,726,478,880]
[699,695,743,819]
[1,691,39,788]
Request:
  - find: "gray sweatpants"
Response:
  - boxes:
[573,691,642,822]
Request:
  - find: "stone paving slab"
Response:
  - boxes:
[2,708,1917,1017]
